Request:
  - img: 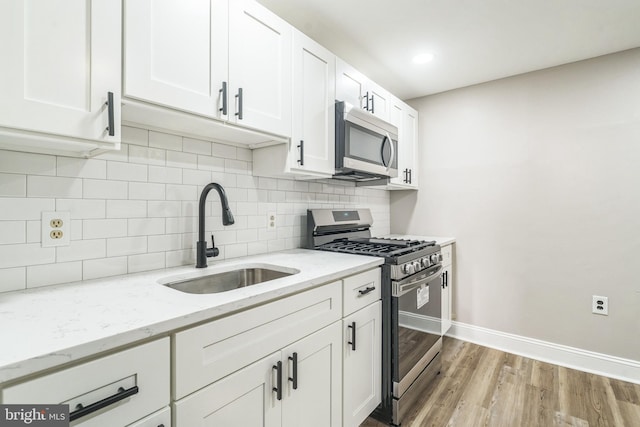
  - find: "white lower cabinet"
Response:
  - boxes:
[441,243,455,335]
[1,338,170,427]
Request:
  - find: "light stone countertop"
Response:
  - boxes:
[0,249,383,384]
[384,234,456,247]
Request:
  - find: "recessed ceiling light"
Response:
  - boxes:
[412,53,435,64]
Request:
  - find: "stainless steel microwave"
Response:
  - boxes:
[334,101,398,182]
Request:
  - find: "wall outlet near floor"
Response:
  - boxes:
[592,295,608,315]
[268,212,277,230]
[42,211,70,247]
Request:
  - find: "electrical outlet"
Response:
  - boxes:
[592,295,608,315]
[42,211,70,247]
[268,212,277,230]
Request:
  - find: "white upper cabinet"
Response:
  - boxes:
[229,0,292,136]
[253,29,335,178]
[387,97,419,190]
[123,0,291,143]
[0,0,121,157]
[336,58,390,121]
[124,0,228,120]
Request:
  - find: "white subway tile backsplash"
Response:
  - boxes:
[149,165,182,184]
[128,218,165,236]
[107,236,147,257]
[0,198,54,220]
[57,158,106,179]
[129,182,165,201]
[0,126,390,293]
[83,179,128,199]
[121,126,149,146]
[0,173,27,197]
[0,150,56,176]
[56,199,106,219]
[0,243,55,268]
[183,138,212,155]
[27,176,82,198]
[57,239,106,262]
[83,256,127,280]
[128,252,164,273]
[107,161,148,182]
[83,219,127,239]
[149,131,182,151]
[0,267,26,292]
[0,221,26,244]
[129,146,166,166]
[27,261,82,288]
[106,200,147,218]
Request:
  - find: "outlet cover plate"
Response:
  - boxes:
[42,211,70,248]
[592,295,609,316]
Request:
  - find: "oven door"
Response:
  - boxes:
[391,264,443,399]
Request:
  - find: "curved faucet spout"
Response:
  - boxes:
[197,183,234,268]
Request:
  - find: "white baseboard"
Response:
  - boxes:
[447,321,640,385]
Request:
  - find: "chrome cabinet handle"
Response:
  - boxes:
[235,87,243,120]
[348,322,356,351]
[105,92,115,136]
[288,352,298,390]
[297,140,304,166]
[69,385,138,421]
[219,81,228,115]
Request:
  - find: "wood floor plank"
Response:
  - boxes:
[360,338,640,427]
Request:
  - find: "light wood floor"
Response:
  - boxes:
[361,337,640,427]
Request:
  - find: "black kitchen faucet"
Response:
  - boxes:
[196,183,234,268]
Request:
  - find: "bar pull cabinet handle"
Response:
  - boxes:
[364,91,369,111]
[409,169,412,184]
[442,272,446,289]
[219,81,228,115]
[288,352,298,390]
[403,169,409,183]
[348,321,356,351]
[358,286,376,296]
[272,361,282,400]
[69,385,139,421]
[235,87,243,120]
[370,93,375,114]
[105,91,115,136]
[297,140,304,166]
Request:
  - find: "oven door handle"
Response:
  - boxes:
[392,265,443,297]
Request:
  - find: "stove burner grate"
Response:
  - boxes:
[317,237,435,258]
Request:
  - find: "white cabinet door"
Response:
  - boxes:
[290,30,336,176]
[282,322,342,427]
[0,0,120,145]
[388,100,419,189]
[336,58,368,110]
[174,351,282,427]
[343,301,382,427]
[368,82,390,121]
[229,0,292,136]
[441,265,453,335]
[124,0,228,120]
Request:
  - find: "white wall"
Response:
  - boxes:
[391,49,640,361]
[0,127,390,293]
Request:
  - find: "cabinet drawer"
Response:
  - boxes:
[127,406,171,427]
[174,281,342,399]
[2,338,169,427]
[343,269,381,317]
[441,244,453,268]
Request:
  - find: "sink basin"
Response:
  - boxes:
[161,265,299,294]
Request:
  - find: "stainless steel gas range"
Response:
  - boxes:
[307,208,443,426]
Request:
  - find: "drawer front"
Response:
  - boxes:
[2,338,169,427]
[343,269,381,317]
[441,244,453,268]
[127,406,171,427]
[174,281,342,399]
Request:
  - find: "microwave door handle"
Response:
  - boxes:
[383,132,395,171]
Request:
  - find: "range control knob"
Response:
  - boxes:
[421,257,431,268]
[403,263,415,275]
[430,253,441,264]
[412,261,422,272]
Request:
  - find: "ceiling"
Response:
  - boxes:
[257,0,640,100]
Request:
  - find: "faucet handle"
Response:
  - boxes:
[206,234,219,258]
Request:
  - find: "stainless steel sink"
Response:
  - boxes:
[162,265,299,294]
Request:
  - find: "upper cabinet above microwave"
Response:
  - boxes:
[336,59,391,122]
[0,0,121,157]
[122,0,291,147]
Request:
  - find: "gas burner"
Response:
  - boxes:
[316,237,436,259]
